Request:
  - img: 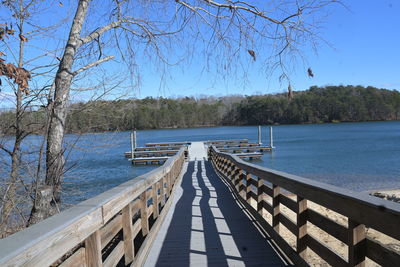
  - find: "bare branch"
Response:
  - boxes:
[0,144,13,157]
[72,56,114,76]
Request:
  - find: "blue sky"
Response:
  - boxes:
[139,0,400,97]
[145,0,400,98]
[0,0,399,107]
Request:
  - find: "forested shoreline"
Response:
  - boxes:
[1,85,399,135]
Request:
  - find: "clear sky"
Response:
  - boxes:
[0,0,399,107]
[142,0,399,98]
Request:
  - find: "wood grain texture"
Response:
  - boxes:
[103,241,124,267]
[365,237,400,266]
[122,204,135,265]
[100,214,122,249]
[85,230,102,267]
[59,248,86,267]
[296,197,307,257]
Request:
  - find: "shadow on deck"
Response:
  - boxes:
[145,160,286,266]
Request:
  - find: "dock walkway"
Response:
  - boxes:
[145,156,285,266]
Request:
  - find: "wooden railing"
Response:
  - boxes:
[0,147,186,267]
[209,146,400,266]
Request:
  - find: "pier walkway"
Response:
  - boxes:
[145,158,285,266]
[1,141,400,266]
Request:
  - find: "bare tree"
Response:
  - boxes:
[17,0,339,220]
[0,0,69,236]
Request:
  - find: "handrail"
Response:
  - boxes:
[209,145,400,266]
[0,147,187,267]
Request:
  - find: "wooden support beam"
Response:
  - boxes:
[348,219,366,266]
[140,190,149,236]
[122,204,135,265]
[296,196,307,258]
[152,183,159,220]
[245,173,252,204]
[85,230,102,267]
[160,177,166,206]
[233,169,242,191]
[272,184,280,233]
[257,178,264,216]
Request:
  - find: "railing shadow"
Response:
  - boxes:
[153,160,284,266]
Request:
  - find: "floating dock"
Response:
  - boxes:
[124,150,179,158]
[129,156,171,165]
[126,127,273,164]
[127,141,269,164]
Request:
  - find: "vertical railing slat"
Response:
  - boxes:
[152,182,159,219]
[272,184,280,233]
[122,203,135,265]
[296,196,307,258]
[245,173,252,204]
[348,219,366,266]
[257,178,264,216]
[85,230,102,267]
[140,190,149,236]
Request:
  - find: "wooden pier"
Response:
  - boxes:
[1,141,400,266]
[127,138,271,164]
[124,150,179,158]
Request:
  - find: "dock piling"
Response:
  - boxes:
[269,127,274,148]
[130,130,137,159]
[258,125,262,145]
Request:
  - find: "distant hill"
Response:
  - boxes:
[1,85,399,134]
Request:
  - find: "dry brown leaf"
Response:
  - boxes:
[19,34,28,42]
[247,49,256,61]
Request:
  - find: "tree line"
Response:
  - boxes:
[57,85,400,130]
[2,85,399,135]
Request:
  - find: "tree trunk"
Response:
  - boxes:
[0,9,25,236]
[29,0,90,220]
[0,129,22,237]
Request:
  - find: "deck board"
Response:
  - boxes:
[144,159,285,267]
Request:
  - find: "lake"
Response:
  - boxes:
[2,121,398,205]
[58,121,400,205]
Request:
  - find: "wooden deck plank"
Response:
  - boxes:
[124,150,179,158]
[144,160,285,266]
[236,152,263,158]
[145,141,191,147]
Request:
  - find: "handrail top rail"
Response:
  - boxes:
[210,145,400,240]
[0,147,187,265]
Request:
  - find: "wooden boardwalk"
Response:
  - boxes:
[2,140,399,266]
[144,159,286,266]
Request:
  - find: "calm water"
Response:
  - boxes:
[2,121,399,205]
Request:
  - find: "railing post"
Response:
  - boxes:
[122,203,135,264]
[85,230,102,267]
[233,169,242,191]
[238,171,245,198]
[217,156,222,170]
[166,171,171,198]
[227,162,235,179]
[348,219,366,266]
[245,173,252,204]
[272,184,280,233]
[160,176,166,206]
[152,182,159,219]
[296,196,307,258]
[140,190,149,236]
[221,158,226,174]
[257,178,264,216]
[225,160,231,176]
